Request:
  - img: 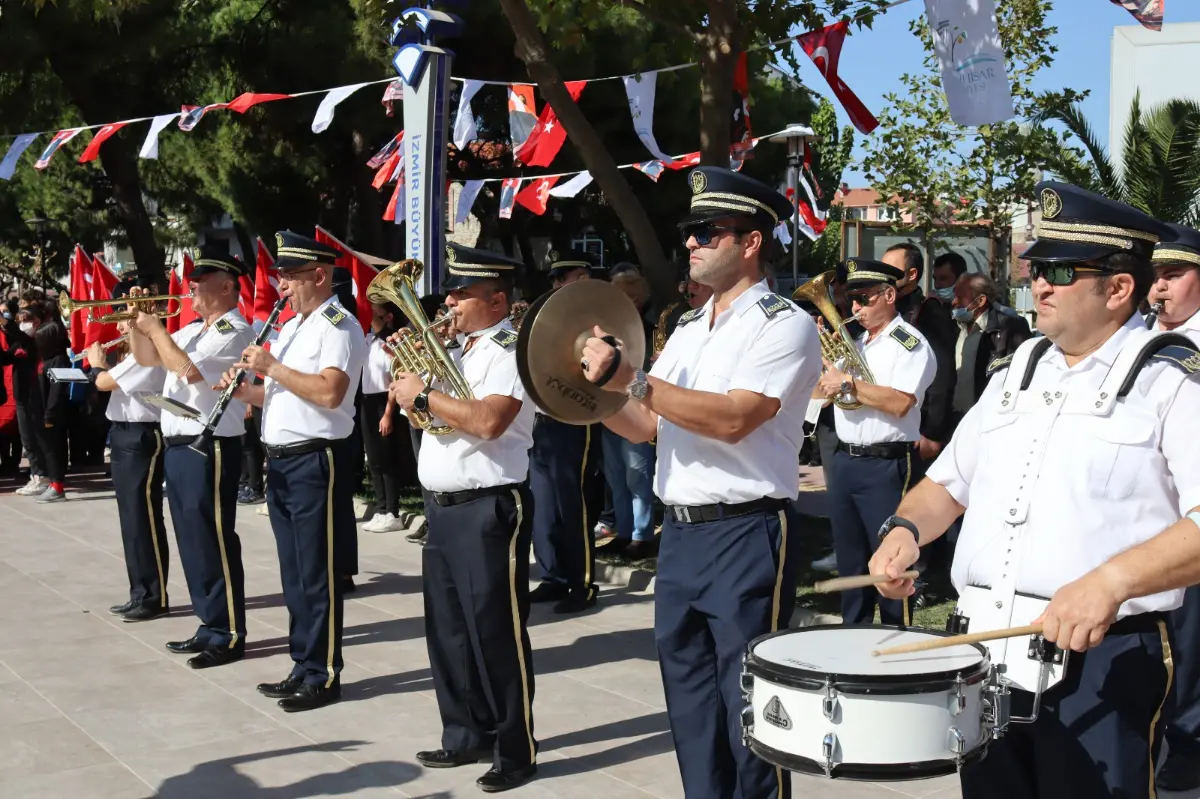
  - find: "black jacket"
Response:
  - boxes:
[953,306,1034,413]
[896,289,957,444]
[0,318,39,407]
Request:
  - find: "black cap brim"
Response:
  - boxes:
[1021,239,1123,263]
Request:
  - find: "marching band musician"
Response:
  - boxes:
[870,183,1200,798]
[1146,222,1200,791]
[529,249,601,614]
[88,280,170,624]
[215,232,365,712]
[388,243,538,793]
[128,245,255,669]
[819,258,935,626]
[579,166,820,799]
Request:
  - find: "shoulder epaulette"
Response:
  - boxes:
[889,326,920,351]
[757,293,795,320]
[1149,344,1200,376]
[213,318,235,334]
[677,307,706,327]
[491,329,518,349]
[985,354,1014,378]
[321,305,348,326]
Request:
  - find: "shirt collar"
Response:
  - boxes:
[861,311,903,343]
[457,316,512,347]
[1045,313,1144,371]
[1163,306,1200,333]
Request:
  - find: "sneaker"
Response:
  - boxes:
[15,477,49,496]
[811,553,838,573]
[364,512,403,533]
[237,486,265,505]
[36,486,66,503]
[405,519,428,543]
[594,521,616,540]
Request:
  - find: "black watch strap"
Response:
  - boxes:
[879,515,920,545]
[414,387,432,412]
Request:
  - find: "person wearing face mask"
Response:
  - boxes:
[1145,222,1200,792]
[931,251,968,304]
[10,304,69,502]
[949,272,1032,418]
[128,244,255,670]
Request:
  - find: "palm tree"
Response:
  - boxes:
[1036,93,1200,226]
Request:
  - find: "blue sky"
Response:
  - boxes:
[783,1,1200,186]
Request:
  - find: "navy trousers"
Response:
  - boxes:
[829,448,913,625]
[529,416,596,598]
[655,502,798,799]
[961,617,1173,798]
[164,436,246,649]
[423,483,537,772]
[1164,585,1200,761]
[110,422,168,609]
[266,439,356,687]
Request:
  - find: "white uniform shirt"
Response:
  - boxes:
[649,281,821,506]
[833,314,936,445]
[159,309,255,438]
[361,333,394,395]
[418,319,535,493]
[106,356,167,424]
[261,297,367,447]
[927,315,1200,617]
[1155,306,1200,344]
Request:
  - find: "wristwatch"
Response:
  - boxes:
[628,369,649,401]
[877,515,921,545]
[840,375,855,397]
[412,387,432,413]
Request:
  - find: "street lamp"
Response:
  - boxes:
[765,124,819,291]
[24,216,57,288]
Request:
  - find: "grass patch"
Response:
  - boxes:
[597,512,958,630]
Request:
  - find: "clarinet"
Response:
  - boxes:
[1146,301,1164,330]
[188,297,288,455]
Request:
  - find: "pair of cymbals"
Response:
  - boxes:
[516,280,646,424]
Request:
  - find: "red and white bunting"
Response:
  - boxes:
[78,123,128,164]
[514,176,561,215]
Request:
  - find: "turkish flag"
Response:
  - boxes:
[78,123,128,164]
[314,227,377,332]
[225,92,290,114]
[165,267,183,335]
[663,152,701,171]
[252,238,295,330]
[176,252,200,328]
[796,21,879,135]
[83,255,121,350]
[67,245,93,353]
[514,176,561,215]
[514,81,587,167]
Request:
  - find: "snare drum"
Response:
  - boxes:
[741,625,992,780]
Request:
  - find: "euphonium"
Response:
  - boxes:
[367,259,474,435]
[792,269,875,411]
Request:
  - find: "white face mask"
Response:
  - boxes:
[18,322,35,335]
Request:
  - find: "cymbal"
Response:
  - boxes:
[516,280,646,424]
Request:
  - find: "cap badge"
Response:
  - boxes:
[1040,188,1062,220]
[847,260,857,273]
[193,247,202,259]
[689,170,707,195]
[445,245,456,264]
[548,249,559,263]
[275,233,284,249]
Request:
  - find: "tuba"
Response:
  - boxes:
[367,259,474,435]
[792,269,875,411]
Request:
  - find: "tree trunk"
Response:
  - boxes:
[495,0,674,302]
[698,0,738,166]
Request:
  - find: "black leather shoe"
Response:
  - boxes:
[553,589,598,615]
[186,645,245,670]
[1158,754,1200,791]
[121,604,169,623]
[278,681,341,712]
[257,674,304,699]
[165,636,208,654]
[476,764,537,792]
[528,582,568,604]
[416,748,491,769]
[405,521,428,544]
[341,576,357,595]
[109,600,136,616]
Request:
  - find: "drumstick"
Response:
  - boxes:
[871,624,1045,657]
[812,571,919,593]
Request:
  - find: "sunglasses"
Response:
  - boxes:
[847,290,884,305]
[680,223,748,247]
[1030,263,1110,286]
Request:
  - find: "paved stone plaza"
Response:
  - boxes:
[1,470,1195,799]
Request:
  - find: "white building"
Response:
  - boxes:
[1109,22,1200,165]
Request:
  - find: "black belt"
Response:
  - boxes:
[837,441,916,459]
[432,484,519,507]
[1109,612,1165,637]
[264,438,338,460]
[164,434,236,448]
[667,497,788,525]
[110,420,160,430]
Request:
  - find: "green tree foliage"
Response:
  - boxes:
[860,0,1084,274]
[1037,94,1200,226]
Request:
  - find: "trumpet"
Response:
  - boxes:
[59,291,192,323]
[367,259,474,435]
[70,334,129,363]
[792,269,876,411]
